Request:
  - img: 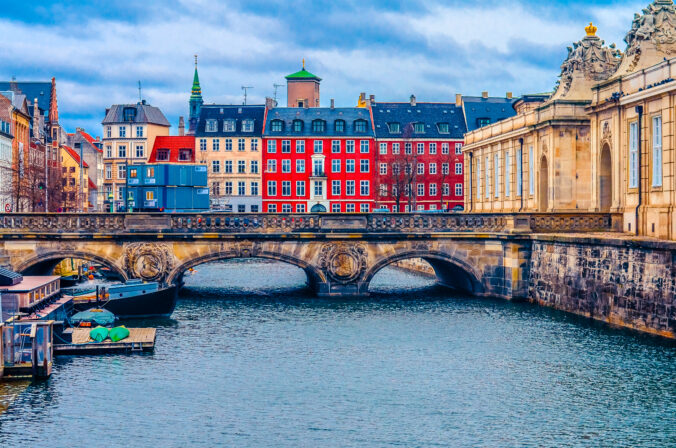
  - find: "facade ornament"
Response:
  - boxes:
[317,243,367,284]
[602,120,612,143]
[122,242,175,282]
[621,0,676,72]
[236,240,259,258]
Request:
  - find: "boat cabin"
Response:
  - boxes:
[1,320,54,380]
[0,270,61,320]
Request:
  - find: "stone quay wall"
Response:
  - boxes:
[529,235,676,339]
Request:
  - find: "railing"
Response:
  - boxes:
[0,212,619,235]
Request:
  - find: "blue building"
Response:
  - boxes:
[126,164,209,212]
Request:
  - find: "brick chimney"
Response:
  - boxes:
[330,98,335,109]
[178,116,185,136]
[482,91,489,99]
[455,94,462,107]
[369,94,375,105]
[410,95,416,106]
[506,92,513,99]
[265,97,277,110]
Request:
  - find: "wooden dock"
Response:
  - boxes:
[54,327,156,355]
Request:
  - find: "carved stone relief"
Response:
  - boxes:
[317,243,367,284]
[122,242,175,282]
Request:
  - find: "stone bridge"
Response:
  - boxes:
[0,212,618,298]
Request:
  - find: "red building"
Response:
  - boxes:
[148,136,196,163]
[370,97,467,212]
[262,107,375,213]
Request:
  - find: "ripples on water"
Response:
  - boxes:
[0,259,674,447]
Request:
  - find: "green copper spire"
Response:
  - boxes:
[190,54,202,100]
[188,54,204,134]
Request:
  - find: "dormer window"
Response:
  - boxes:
[157,149,170,161]
[477,118,491,128]
[437,122,450,134]
[387,122,400,133]
[312,119,326,133]
[206,119,218,132]
[354,119,367,133]
[271,119,283,132]
[123,107,136,122]
[223,119,236,132]
[242,119,254,132]
[413,122,425,133]
[178,149,192,161]
[293,119,304,133]
[334,119,345,133]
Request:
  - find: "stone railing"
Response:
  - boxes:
[0,212,619,236]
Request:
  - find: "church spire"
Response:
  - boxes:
[188,54,204,135]
[190,54,202,101]
[48,77,58,124]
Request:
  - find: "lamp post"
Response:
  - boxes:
[108,191,113,213]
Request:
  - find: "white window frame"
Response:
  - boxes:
[652,116,663,187]
[629,122,638,188]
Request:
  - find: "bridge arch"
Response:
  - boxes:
[16,250,128,281]
[363,250,485,295]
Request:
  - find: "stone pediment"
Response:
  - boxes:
[615,0,676,76]
[550,26,622,102]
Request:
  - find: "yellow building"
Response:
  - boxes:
[101,101,170,211]
[61,145,89,212]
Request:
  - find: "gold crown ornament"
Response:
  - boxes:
[585,22,597,37]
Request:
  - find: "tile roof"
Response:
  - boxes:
[462,96,518,132]
[78,130,102,153]
[88,177,97,190]
[148,136,196,163]
[195,105,265,137]
[63,145,89,168]
[264,107,373,137]
[371,102,466,139]
[0,82,51,117]
[102,102,171,127]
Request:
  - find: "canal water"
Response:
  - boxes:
[0,259,674,447]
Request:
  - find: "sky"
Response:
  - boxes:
[0,0,649,136]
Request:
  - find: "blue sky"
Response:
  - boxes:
[0,0,647,136]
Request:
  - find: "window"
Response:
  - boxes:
[414,123,425,133]
[430,183,437,196]
[105,164,112,179]
[393,186,398,197]
[477,118,491,128]
[392,163,400,174]
[388,122,400,133]
[505,151,511,197]
[354,119,367,133]
[443,183,450,196]
[296,204,306,213]
[225,161,233,173]
[392,143,400,155]
[238,204,246,213]
[199,139,207,151]
[296,181,306,197]
[417,163,424,175]
[251,182,259,196]
[332,140,340,153]
[494,153,500,198]
[486,156,491,198]
[267,160,277,173]
[106,145,112,158]
[477,158,481,199]
[455,143,463,155]
[437,123,450,134]
[313,159,324,176]
[346,180,355,196]
[136,126,143,138]
[145,191,154,201]
[267,181,277,196]
[380,184,388,197]
[429,163,437,175]
[360,180,370,196]
[135,145,144,158]
[238,181,246,196]
[117,145,127,158]
[442,143,449,155]
[379,143,387,155]
[282,181,291,196]
[282,140,291,153]
[314,140,323,153]
[516,148,522,196]
[212,160,220,173]
[267,204,277,212]
[118,126,126,138]
[653,116,663,187]
[147,167,154,177]
[629,121,639,188]
[346,160,355,173]
[296,159,305,173]
[251,139,259,151]
[360,140,369,153]
[251,205,259,212]
[360,159,370,173]
[332,203,341,213]
[455,163,462,175]
[206,120,217,132]
[238,139,245,152]
[282,159,291,173]
[213,182,220,196]
[529,146,535,195]
[360,203,370,213]
[346,203,355,213]
[242,119,254,132]
[296,140,305,153]
[282,204,292,213]
[267,140,277,153]
[118,164,126,179]
[335,120,345,133]
[225,139,233,152]
[332,159,341,173]
[405,164,412,175]
[271,120,283,132]
[293,120,303,133]
[332,180,341,196]
[238,160,246,174]
[312,120,326,133]
[405,143,412,155]
[417,183,424,197]
[455,183,463,196]
[212,139,220,151]
[417,143,424,155]
[106,126,112,138]
[224,119,236,132]
[313,181,323,196]
[379,163,387,175]
[429,143,437,155]
[251,160,259,174]
[346,140,355,153]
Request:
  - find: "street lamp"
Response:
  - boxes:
[108,191,114,213]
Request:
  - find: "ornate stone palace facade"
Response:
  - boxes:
[463,0,676,240]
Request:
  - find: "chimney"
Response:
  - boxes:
[482,91,489,99]
[330,98,335,109]
[506,92,513,99]
[410,95,416,106]
[265,97,277,110]
[76,127,83,133]
[32,98,39,135]
[178,116,185,136]
[369,94,375,105]
[455,94,462,107]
